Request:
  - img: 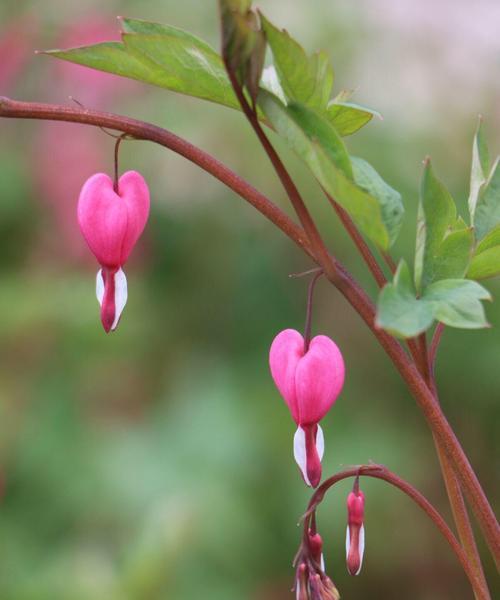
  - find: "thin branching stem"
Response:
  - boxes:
[303,465,489,600]
[0,95,498,568]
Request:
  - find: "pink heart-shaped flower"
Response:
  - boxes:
[78,170,150,268]
[269,328,345,487]
[78,170,150,333]
[269,328,345,425]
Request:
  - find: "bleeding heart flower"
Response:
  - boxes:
[269,328,345,487]
[346,485,365,576]
[78,171,150,332]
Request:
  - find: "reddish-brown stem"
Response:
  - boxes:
[0,96,497,567]
[303,271,323,352]
[221,65,339,283]
[303,465,489,600]
[416,332,490,598]
[113,134,127,193]
[382,250,398,273]
[430,322,445,378]
[325,193,387,288]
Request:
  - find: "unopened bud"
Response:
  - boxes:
[345,485,365,576]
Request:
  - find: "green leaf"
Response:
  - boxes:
[326,101,382,136]
[44,25,239,109]
[425,279,491,330]
[467,224,500,280]
[468,246,500,280]
[119,18,218,55]
[468,117,490,222]
[260,12,333,109]
[414,159,457,290]
[258,90,390,249]
[376,261,491,338]
[429,225,474,281]
[286,101,352,178]
[351,157,404,245]
[473,158,500,240]
[376,262,434,337]
[260,65,287,104]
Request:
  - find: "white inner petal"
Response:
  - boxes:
[96,269,104,306]
[111,268,128,331]
[320,553,325,573]
[293,426,311,487]
[316,424,325,461]
[345,525,350,559]
[357,524,365,575]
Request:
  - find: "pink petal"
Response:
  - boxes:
[269,329,305,423]
[118,171,150,264]
[78,173,128,267]
[295,335,345,425]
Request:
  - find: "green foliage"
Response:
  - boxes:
[468,225,500,279]
[376,261,491,338]
[258,90,392,249]
[44,19,240,109]
[414,160,469,290]
[468,118,490,223]
[260,12,333,110]
[351,157,404,245]
[326,101,382,137]
[473,158,500,240]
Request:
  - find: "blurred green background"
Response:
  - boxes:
[0,1,498,598]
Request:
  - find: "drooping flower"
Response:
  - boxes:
[346,483,365,576]
[78,171,150,332]
[269,329,345,487]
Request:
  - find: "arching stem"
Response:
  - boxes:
[303,465,489,600]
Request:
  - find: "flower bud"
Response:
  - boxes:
[269,329,345,487]
[345,486,365,576]
[78,171,150,332]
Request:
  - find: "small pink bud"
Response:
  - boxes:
[78,171,150,332]
[269,329,345,487]
[308,530,325,572]
[346,487,365,576]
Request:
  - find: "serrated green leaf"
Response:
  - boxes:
[473,158,500,240]
[467,224,500,280]
[326,101,382,136]
[469,118,490,222]
[351,157,404,245]
[376,261,434,337]
[258,90,390,249]
[414,160,457,291]
[376,261,491,337]
[44,28,239,109]
[260,12,333,109]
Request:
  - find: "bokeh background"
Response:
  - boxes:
[0,1,499,598]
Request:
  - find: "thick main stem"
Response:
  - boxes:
[304,465,488,599]
[0,96,497,568]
